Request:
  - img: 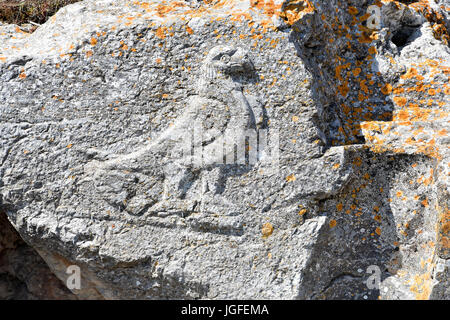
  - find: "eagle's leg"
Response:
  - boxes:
[199,167,242,215]
[200,166,224,195]
[162,162,193,200]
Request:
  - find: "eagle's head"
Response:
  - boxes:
[203,45,254,79]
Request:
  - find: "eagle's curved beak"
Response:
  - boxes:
[228,51,254,73]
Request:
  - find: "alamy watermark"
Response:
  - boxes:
[66,265,81,290]
[169,122,280,172]
[366,265,381,290]
[367,5,382,30]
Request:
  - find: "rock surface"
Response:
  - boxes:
[0,210,76,299]
[0,0,448,299]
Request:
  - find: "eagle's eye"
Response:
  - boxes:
[220,54,231,63]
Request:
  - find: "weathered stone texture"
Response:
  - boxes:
[0,0,448,299]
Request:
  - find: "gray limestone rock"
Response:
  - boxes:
[0,0,448,299]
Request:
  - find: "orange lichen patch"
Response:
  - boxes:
[395,109,409,121]
[352,68,362,77]
[353,157,362,167]
[359,12,371,22]
[374,215,382,223]
[336,203,343,211]
[409,0,450,44]
[335,63,350,81]
[286,174,296,182]
[410,272,433,300]
[357,27,378,43]
[361,119,444,157]
[375,227,381,236]
[18,72,26,79]
[360,122,380,131]
[230,11,253,22]
[368,46,377,55]
[360,80,369,93]
[261,222,274,238]
[338,81,349,97]
[381,83,393,95]
[250,0,282,17]
[90,37,98,46]
[155,26,167,39]
[153,1,187,17]
[298,208,307,216]
[393,106,441,122]
[441,221,450,235]
[348,6,358,15]
[440,236,450,250]
[401,67,418,80]
[279,0,315,25]
[329,219,337,228]
[393,96,408,107]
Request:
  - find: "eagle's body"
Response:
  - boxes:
[86,45,262,215]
